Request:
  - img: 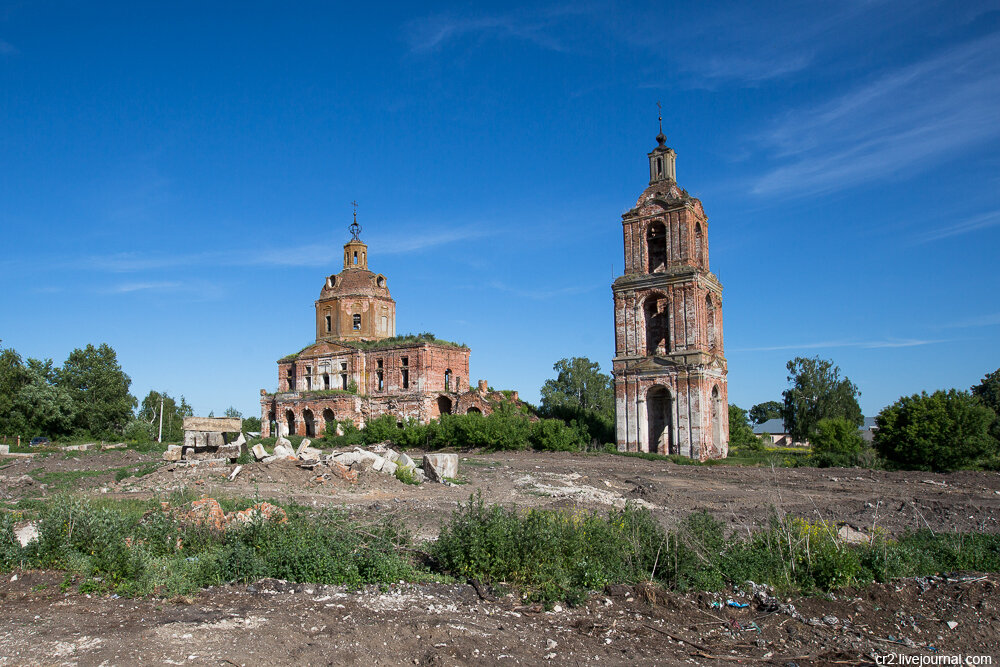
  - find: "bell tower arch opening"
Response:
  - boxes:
[644,293,670,355]
[646,222,667,273]
[646,386,674,454]
[711,386,723,450]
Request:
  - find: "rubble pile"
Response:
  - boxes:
[162,433,246,464]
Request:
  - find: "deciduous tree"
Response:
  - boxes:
[58,343,137,438]
[539,357,614,445]
[749,401,783,425]
[781,357,862,443]
[874,389,995,471]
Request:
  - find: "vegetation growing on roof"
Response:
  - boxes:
[345,332,468,350]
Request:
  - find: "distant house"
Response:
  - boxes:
[751,416,877,447]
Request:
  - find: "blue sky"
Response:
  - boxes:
[1,1,998,419]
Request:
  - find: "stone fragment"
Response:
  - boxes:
[298,447,322,461]
[0,445,8,455]
[216,443,241,461]
[837,525,869,544]
[413,468,426,483]
[423,453,458,482]
[295,439,312,456]
[228,465,243,481]
[273,443,295,459]
[946,621,958,630]
[15,522,38,547]
[334,452,365,466]
[251,444,268,461]
[276,436,292,450]
[381,459,398,476]
[396,452,416,469]
[335,424,345,437]
[262,455,279,464]
[163,445,183,462]
[352,458,374,473]
[370,455,388,472]
[383,448,399,462]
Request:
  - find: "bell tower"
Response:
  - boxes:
[611,121,728,460]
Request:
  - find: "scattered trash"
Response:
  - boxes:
[726,599,749,608]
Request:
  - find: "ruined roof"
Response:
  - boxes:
[319,267,392,300]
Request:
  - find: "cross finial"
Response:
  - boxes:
[349,200,362,241]
[655,101,666,147]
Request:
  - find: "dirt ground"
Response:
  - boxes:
[1,448,999,665]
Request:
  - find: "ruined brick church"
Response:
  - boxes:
[612,126,729,458]
[260,216,509,437]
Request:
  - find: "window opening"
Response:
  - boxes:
[353,314,361,330]
[325,315,332,332]
[647,222,667,273]
[644,295,670,355]
[353,251,358,264]
[323,373,330,389]
[444,369,452,392]
[377,370,384,391]
[401,368,409,389]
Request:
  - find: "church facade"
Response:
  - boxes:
[612,129,729,459]
[260,219,509,438]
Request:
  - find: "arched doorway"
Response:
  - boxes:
[711,386,723,450]
[284,409,296,437]
[436,396,453,416]
[267,411,276,437]
[322,408,336,436]
[646,386,673,454]
[644,294,670,355]
[303,409,316,437]
[466,406,482,415]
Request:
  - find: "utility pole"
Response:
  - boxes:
[158,396,164,443]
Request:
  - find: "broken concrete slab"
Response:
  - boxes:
[297,446,322,461]
[273,443,295,459]
[183,416,242,433]
[413,468,426,483]
[276,436,292,450]
[228,465,243,481]
[15,522,38,547]
[396,452,416,469]
[381,459,398,476]
[162,445,183,462]
[423,453,458,482]
[251,444,268,461]
[295,439,314,456]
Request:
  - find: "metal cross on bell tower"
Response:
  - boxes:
[349,200,362,241]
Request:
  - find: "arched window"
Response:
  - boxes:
[284,409,296,437]
[303,409,316,437]
[706,293,716,351]
[644,294,670,355]
[436,395,452,416]
[352,314,361,330]
[646,222,667,273]
[695,223,704,267]
[711,386,723,450]
[323,373,331,389]
[444,369,452,392]
[322,408,336,435]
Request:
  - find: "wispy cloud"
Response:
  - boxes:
[405,7,586,54]
[915,209,1000,242]
[487,279,602,300]
[752,32,1000,196]
[79,224,491,272]
[733,338,949,352]
[940,312,1000,329]
[104,281,182,294]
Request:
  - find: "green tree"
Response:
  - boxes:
[539,357,614,445]
[727,404,758,449]
[748,401,783,425]
[138,390,193,442]
[58,343,137,438]
[243,416,262,432]
[13,363,77,438]
[781,357,862,443]
[0,344,31,436]
[874,389,996,472]
[224,406,242,419]
[971,368,1000,443]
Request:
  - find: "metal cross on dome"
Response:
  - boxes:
[349,200,362,241]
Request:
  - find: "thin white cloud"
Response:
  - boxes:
[753,32,1000,196]
[405,7,586,54]
[487,279,602,300]
[733,338,949,352]
[916,209,1000,242]
[79,224,491,272]
[940,312,1000,329]
[105,281,182,294]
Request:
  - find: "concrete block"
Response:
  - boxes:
[251,444,268,461]
[423,453,458,482]
[384,448,400,463]
[162,445,183,461]
[297,446,322,461]
[183,416,242,433]
[273,443,295,459]
[295,438,312,456]
[381,459,398,476]
[0,445,9,455]
[397,452,416,469]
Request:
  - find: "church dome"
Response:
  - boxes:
[320,269,390,299]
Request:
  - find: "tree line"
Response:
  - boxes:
[0,340,251,443]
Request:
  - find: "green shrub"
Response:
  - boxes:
[875,389,996,471]
[395,465,420,485]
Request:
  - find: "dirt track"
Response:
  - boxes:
[1,449,999,665]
